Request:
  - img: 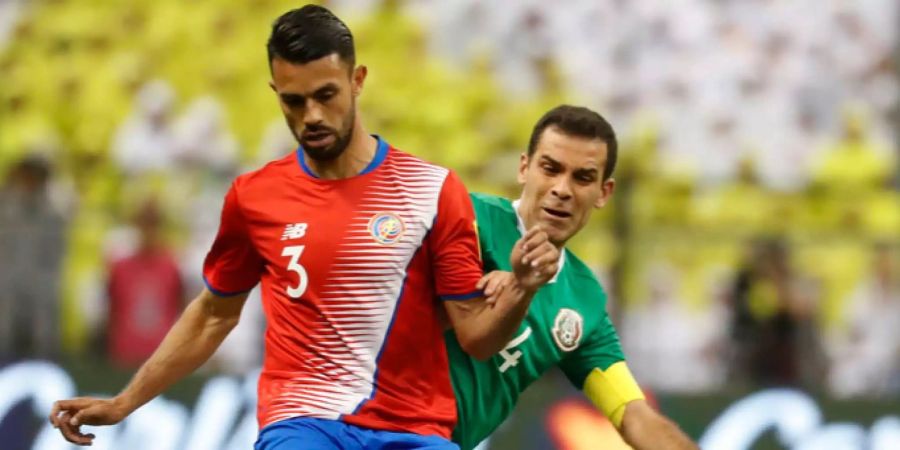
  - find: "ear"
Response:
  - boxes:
[352,65,368,97]
[594,178,616,208]
[517,153,529,185]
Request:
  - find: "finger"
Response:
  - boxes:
[71,409,91,427]
[476,274,489,291]
[524,247,550,268]
[519,226,542,252]
[50,398,89,428]
[55,398,93,413]
[483,286,500,305]
[525,242,558,268]
[49,402,62,428]
[487,274,510,298]
[543,263,559,277]
[485,274,506,297]
[490,272,510,296]
[484,277,497,297]
[477,271,501,295]
[522,230,550,258]
[486,272,514,304]
[58,412,94,446]
[521,236,542,265]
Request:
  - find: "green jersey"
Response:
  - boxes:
[447,193,626,450]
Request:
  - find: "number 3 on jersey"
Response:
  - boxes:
[281,245,308,298]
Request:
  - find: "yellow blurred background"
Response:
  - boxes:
[1,0,897,399]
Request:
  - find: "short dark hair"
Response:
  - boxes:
[527,105,618,180]
[267,5,355,68]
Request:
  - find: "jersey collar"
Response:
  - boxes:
[297,135,389,179]
[512,199,566,284]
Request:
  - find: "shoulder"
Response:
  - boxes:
[384,147,450,178]
[470,193,516,221]
[231,152,298,198]
[469,192,513,212]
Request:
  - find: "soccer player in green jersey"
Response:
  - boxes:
[447,105,699,450]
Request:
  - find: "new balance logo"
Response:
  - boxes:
[281,223,308,240]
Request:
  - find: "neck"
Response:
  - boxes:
[305,120,376,180]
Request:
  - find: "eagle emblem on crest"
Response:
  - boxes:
[552,308,583,352]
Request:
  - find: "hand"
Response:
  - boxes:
[477,270,515,305]
[49,396,130,446]
[510,226,560,292]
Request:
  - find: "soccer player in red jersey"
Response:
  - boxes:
[48,5,560,449]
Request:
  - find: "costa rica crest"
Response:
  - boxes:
[552,308,583,352]
[368,212,405,245]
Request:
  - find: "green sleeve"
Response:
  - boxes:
[559,313,626,389]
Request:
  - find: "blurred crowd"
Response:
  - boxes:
[0,0,897,400]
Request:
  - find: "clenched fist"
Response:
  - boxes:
[510,225,560,292]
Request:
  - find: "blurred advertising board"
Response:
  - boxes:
[1,360,897,450]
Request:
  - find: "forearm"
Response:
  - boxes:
[463,282,535,359]
[625,419,697,450]
[115,294,239,413]
[621,403,698,450]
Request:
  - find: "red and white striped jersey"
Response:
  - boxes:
[203,137,483,439]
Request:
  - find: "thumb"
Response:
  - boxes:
[70,406,101,426]
[70,409,86,426]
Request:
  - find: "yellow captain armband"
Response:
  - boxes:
[583,361,645,429]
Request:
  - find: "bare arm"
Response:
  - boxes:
[620,400,699,450]
[444,227,559,360]
[49,287,248,445]
[582,363,697,449]
[443,274,536,360]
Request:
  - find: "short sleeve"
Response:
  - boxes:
[202,183,265,296]
[428,170,483,301]
[560,313,626,389]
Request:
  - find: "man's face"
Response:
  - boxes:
[270,54,365,161]
[517,126,615,247]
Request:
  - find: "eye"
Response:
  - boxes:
[282,96,305,108]
[542,164,560,174]
[572,169,598,183]
[314,90,336,103]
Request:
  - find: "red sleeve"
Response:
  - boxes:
[202,182,265,296]
[429,170,484,301]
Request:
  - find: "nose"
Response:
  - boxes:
[550,177,572,201]
[303,102,325,126]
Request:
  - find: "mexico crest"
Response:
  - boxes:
[552,308,583,352]
[368,212,405,245]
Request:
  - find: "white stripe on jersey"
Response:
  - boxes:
[265,152,448,422]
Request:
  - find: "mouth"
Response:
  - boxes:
[302,130,336,148]
[541,207,571,219]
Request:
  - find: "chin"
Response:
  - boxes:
[305,146,343,162]
[544,229,568,247]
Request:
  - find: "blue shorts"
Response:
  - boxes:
[255,417,460,450]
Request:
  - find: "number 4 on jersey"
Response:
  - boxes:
[498,327,532,372]
[281,245,308,298]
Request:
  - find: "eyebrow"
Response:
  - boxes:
[279,83,340,102]
[540,155,562,166]
[541,155,599,174]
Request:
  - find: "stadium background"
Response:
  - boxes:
[0,0,897,449]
